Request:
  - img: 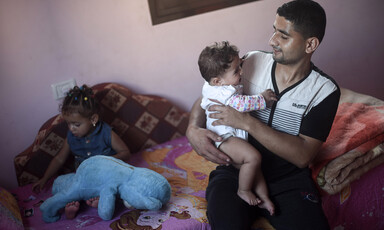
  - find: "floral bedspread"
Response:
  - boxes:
[11,137,215,230]
[10,136,384,230]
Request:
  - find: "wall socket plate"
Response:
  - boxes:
[51,79,77,100]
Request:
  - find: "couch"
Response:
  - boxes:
[2,82,383,230]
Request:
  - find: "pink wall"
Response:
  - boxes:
[0,0,383,189]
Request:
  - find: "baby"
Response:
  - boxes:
[199,41,276,215]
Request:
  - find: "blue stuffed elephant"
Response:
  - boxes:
[40,155,171,222]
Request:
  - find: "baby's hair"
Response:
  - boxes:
[198,41,239,82]
[61,84,100,118]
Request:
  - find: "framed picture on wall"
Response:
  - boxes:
[148,0,259,25]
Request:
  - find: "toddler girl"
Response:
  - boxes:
[33,85,131,219]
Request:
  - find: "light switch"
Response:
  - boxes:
[51,79,77,100]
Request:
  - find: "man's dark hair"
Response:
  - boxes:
[277,0,326,43]
[198,41,239,82]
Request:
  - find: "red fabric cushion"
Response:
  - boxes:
[14,83,189,186]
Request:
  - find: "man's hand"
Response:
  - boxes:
[186,125,231,165]
[208,104,250,130]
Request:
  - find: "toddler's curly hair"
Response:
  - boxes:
[61,84,100,118]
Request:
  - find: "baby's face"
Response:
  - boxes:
[218,55,242,86]
[63,113,94,137]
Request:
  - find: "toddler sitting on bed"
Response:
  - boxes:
[32,85,131,219]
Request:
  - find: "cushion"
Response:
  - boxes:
[0,187,24,230]
[14,83,189,186]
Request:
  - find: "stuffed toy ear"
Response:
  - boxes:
[51,173,75,195]
[120,185,163,210]
[118,167,171,211]
[119,183,164,210]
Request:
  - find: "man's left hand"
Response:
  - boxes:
[208,104,249,130]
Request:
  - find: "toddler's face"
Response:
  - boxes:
[63,113,94,137]
[219,55,242,86]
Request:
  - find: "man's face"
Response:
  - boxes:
[269,15,307,65]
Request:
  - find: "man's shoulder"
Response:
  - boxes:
[243,51,274,70]
[310,65,340,95]
[243,50,272,60]
[302,66,340,109]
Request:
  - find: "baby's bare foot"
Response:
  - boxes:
[237,190,261,206]
[65,201,80,219]
[86,197,99,208]
[258,198,275,216]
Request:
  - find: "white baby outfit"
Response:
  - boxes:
[201,81,266,147]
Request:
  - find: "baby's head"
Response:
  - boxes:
[61,85,100,137]
[198,41,242,86]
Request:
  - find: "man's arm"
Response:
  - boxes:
[243,115,322,168]
[186,97,231,165]
[208,105,322,168]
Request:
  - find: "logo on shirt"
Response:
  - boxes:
[292,103,307,110]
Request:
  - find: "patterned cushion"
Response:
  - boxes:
[14,83,189,186]
[0,187,24,230]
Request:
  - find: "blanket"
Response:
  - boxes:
[311,88,384,194]
[11,137,276,230]
[10,137,384,230]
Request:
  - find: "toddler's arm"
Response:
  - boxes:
[32,139,71,193]
[111,131,131,162]
[261,89,278,108]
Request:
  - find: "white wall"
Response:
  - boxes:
[0,0,383,189]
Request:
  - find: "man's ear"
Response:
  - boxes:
[90,114,99,126]
[305,37,320,54]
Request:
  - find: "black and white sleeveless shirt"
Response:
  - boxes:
[241,51,340,180]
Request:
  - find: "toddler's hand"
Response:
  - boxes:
[32,179,46,193]
[262,89,278,108]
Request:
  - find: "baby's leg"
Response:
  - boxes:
[253,166,275,215]
[86,197,100,208]
[219,137,260,206]
[220,137,274,214]
[65,201,80,219]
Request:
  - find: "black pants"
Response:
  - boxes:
[205,165,330,230]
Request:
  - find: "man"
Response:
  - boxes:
[186,0,340,229]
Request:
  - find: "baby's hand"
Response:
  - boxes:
[262,89,278,108]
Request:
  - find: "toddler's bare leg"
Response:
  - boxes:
[65,201,80,219]
[86,197,99,208]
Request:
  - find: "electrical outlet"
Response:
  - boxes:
[51,79,77,100]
